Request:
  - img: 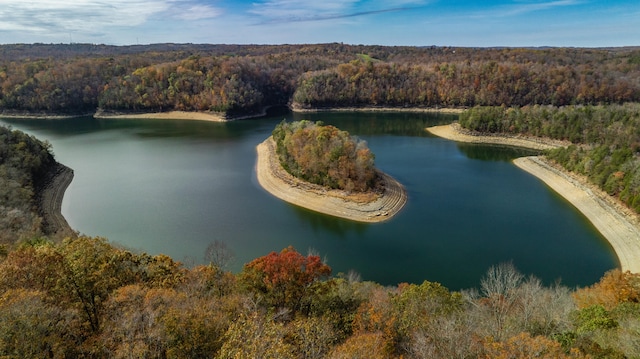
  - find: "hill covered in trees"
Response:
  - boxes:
[272,120,379,193]
[0,126,61,246]
[1,236,639,358]
[1,43,639,118]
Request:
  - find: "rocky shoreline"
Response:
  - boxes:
[39,163,75,237]
[427,123,640,273]
[255,137,407,223]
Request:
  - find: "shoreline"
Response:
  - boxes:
[426,123,569,150]
[514,157,640,273]
[93,110,228,122]
[292,105,465,115]
[1,106,461,122]
[255,137,407,223]
[427,123,640,273]
[39,163,75,237]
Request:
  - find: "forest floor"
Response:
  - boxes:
[427,123,640,273]
[255,137,407,223]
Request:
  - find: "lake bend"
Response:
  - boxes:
[0,112,617,290]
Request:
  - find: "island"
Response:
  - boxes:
[256,121,407,222]
[427,123,640,273]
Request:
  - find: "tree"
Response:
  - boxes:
[240,246,331,312]
[482,332,589,359]
[272,120,378,192]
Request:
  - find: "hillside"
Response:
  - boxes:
[1,44,639,118]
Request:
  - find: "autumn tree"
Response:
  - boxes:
[573,269,640,310]
[482,332,589,359]
[240,246,331,312]
[272,120,379,192]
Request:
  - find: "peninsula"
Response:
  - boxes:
[427,123,640,273]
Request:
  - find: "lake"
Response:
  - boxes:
[0,112,616,290]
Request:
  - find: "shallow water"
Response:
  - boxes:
[1,112,616,290]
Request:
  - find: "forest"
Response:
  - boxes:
[1,43,639,117]
[0,235,639,358]
[272,120,378,193]
[0,126,56,245]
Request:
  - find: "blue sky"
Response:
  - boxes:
[0,0,638,47]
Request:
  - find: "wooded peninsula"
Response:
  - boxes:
[2,43,640,358]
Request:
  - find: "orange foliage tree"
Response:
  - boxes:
[573,269,640,310]
[240,246,331,312]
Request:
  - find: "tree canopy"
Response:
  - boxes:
[272,120,378,192]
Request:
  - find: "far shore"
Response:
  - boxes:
[93,110,227,122]
[291,105,465,115]
[1,105,463,122]
[427,123,640,273]
[255,137,407,223]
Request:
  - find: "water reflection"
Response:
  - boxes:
[292,111,457,137]
[457,143,540,162]
[290,205,370,238]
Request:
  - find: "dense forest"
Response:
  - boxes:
[0,126,56,245]
[1,236,639,358]
[1,43,639,117]
[272,120,378,192]
[459,104,640,213]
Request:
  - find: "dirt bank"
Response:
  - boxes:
[426,123,569,150]
[93,110,227,122]
[39,163,75,237]
[255,137,407,223]
[292,105,464,115]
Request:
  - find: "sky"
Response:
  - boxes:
[0,0,638,47]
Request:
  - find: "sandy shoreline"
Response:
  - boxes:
[427,123,640,273]
[292,105,465,115]
[426,123,569,150]
[255,137,407,223]
[39,163,75,237]
[93,110,227,122]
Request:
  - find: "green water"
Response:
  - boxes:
[1,112,617,290]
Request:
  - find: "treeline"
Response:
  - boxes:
[0,126,56,245]
[292,56,639,108]
[459,104,640,213]
[1,43,639,117]
[1,238,639,358]
[272,120,378,192]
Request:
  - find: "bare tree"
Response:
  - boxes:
[204,240,234,270]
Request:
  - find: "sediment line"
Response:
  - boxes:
[255,137,407,223]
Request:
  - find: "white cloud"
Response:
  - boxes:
[171,3,224,21]
[249,0,427,23]
[0,0,221,37]
[467,0,581,19]
[250,0,360,21]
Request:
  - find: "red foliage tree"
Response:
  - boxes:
[240,246,331,312]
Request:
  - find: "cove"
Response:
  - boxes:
[0,112,616,290]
